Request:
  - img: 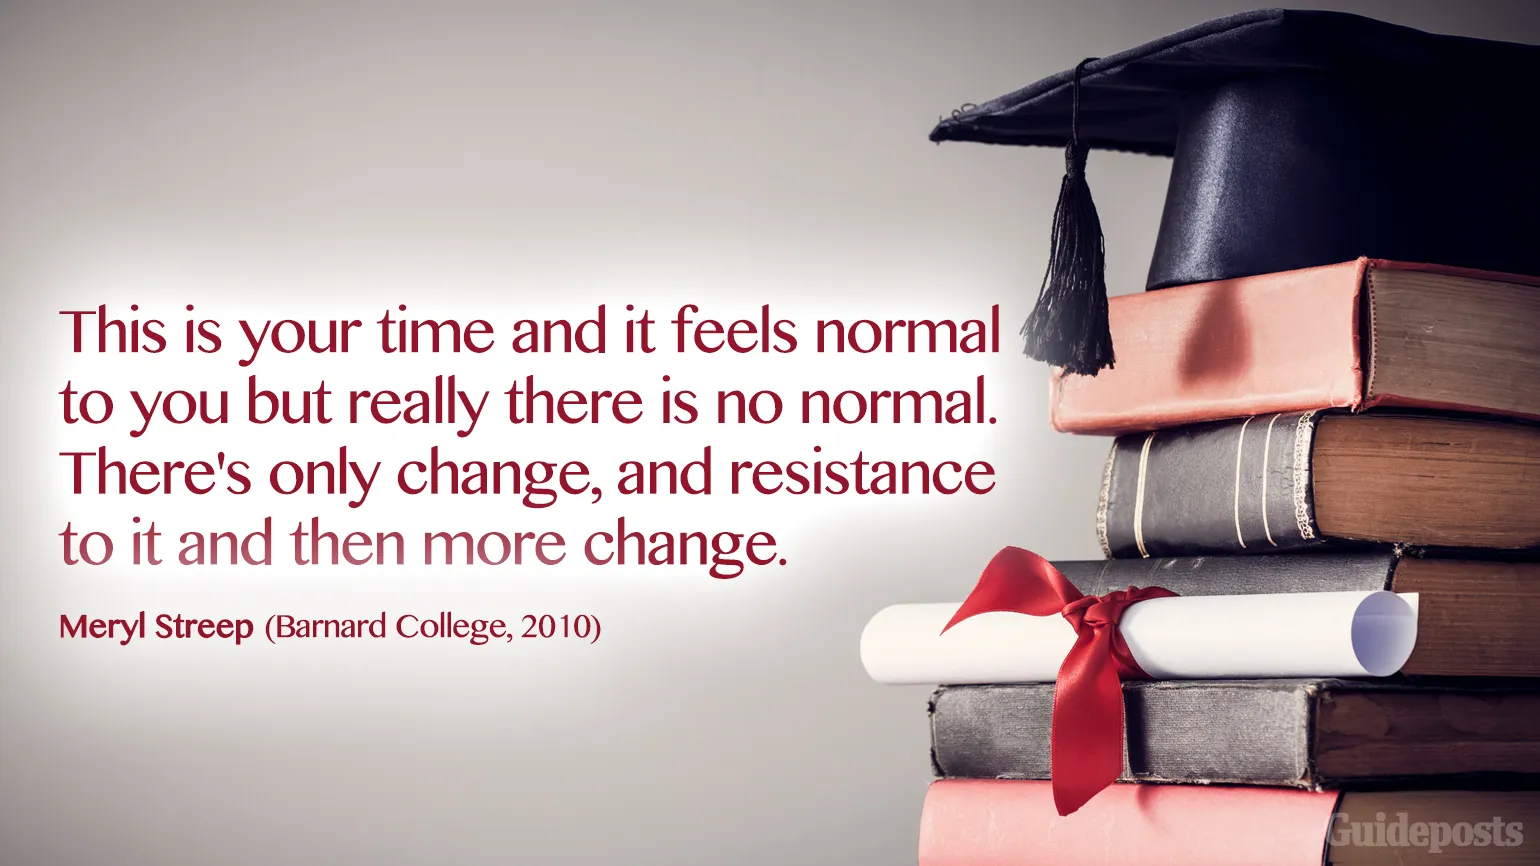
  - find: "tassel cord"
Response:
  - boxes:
[1021,58,1115,376]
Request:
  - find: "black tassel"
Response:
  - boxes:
[1022,59,1113,376]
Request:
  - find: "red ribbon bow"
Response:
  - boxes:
[942,546,1178,816]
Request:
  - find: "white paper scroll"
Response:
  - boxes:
[860,591,1418,685]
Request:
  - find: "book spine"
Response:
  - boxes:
[1098,412,1325,558]
[918,780,1339,866]
[930,682,1315,785]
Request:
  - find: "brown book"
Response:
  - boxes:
[1052,259,1540,435]
[1098,411,1540,556]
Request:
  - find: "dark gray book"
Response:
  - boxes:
[1096,411,1540,557]
[930,679,1540,787]
[1055,549,1398,596]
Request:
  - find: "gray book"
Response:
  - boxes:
[1096,412,1540,556]
[930,679,1540,787]
[1051,551,1540,678]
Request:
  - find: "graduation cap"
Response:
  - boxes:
[932,8,1540,375]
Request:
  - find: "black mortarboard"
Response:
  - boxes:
[932,8,1540,375]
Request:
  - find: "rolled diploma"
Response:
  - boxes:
[860,591,1418,685]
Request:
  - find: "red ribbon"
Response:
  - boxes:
[942,546,1178,816]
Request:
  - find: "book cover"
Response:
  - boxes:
[919,780,1337,866]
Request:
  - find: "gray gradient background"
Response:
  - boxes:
[3,1,1539,864]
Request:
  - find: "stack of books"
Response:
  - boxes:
[865,263,1540,863]
[897,260,1540,864]
[867,9,1540,864]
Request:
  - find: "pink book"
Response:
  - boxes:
[1049,259,1540,435]
[919,780,1540,865]
[919,780,1334,866]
